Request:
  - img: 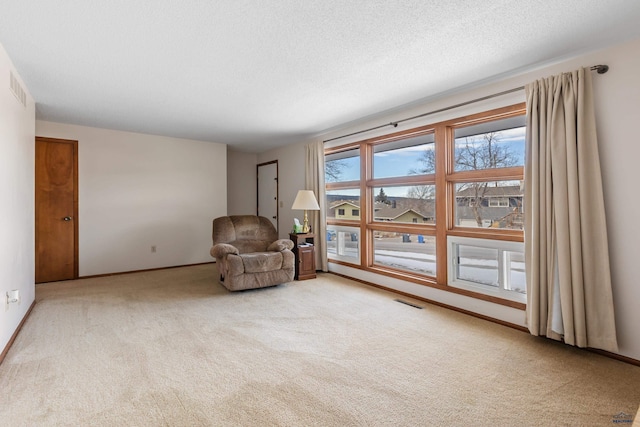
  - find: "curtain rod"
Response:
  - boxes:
[323,64,609,143]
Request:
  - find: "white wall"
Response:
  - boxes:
[35,121,227,276]
[227,149,257,215]
[0,43,35,354]
[257,37,640,361]
[590,38,640,362]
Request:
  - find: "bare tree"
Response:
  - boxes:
[456,132,517,171]
[456,132,517,227]
[406,185,434,200]
[325,159,347,183]
[407,148,436,208]
[412,132,518,227]
[410,148,436,175]
[405,185,435,221]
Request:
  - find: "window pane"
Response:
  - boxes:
[327,189,360,221]
[456,244,499,287]
[373,186,435,224]
[325,148,360,183]
[454,116,525,172]
[373,233,436,276]
[327,226,359,262]
[373,133,435,178]
[454,180,523,229]
[448,236,526,303]
[506,250,526,294]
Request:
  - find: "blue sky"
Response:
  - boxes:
[327,127,525,197]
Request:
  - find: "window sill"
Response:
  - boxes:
[329,259,526,310]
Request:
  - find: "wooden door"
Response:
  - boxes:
[35,137,78,283]
[257,161,278,231]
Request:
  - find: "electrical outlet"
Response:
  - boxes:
[5,290,20,311]
[151,245,157,253]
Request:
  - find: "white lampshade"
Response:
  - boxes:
[291,190,320,210]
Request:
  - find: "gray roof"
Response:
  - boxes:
[329,198,435,220]
[456,184,522,198]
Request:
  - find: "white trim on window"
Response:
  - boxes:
[326,225,360,264]
[447,236,526,303]
[488,197,509,207]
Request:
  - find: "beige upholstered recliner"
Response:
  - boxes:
[210,215,295,291]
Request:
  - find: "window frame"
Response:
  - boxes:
[325,104,526,309]
[326,225,361,264]
[447,236,526,303]
[488,198,509,208]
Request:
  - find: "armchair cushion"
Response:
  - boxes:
[241,252,285,274]
[226,254,245,275]
[210,243,239,259]
[268,239,295,252]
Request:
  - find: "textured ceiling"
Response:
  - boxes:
[2,1,640,153]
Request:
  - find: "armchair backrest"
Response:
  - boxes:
[212,215,277,254]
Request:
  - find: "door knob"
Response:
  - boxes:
[272,216,277,219]
[63,216,72,221]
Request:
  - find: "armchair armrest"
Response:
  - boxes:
[210,243,240,259]
[267,239,294,252]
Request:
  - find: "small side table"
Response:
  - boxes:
[289,232,316,280]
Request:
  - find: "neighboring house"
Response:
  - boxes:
[331,201,361,220]
[328,185,523,229]
[373,200,434,223]
[329,199,435,223]
[455,184,523,229]
[385,209,426,224]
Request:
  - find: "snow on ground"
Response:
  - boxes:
[328,246,526,293]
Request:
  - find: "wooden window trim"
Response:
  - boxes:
[448,167,524,182]
[325,103,526,309]
[327,219,362,227]
[368,222,436,235]
[367,174,435,187]
[365,128,435,146]
[445,103,526,128]
[328,259,525,310]
[447,228,524,242]
[325,142,361,155]
[326,181,361,191]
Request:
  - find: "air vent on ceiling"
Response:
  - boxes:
[9,71,27,107]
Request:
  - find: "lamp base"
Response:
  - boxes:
[302,210,310,233]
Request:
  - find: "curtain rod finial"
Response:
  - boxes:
[592,64,609,74]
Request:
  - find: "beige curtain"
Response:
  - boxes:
[524,67,617,352]
[305,140,328,272]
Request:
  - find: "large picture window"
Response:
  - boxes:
[325,104,526,307]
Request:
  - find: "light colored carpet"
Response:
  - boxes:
[1,264,638,426]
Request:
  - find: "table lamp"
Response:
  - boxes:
[291,190,320,233]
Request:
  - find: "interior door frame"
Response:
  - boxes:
[35,136,79,281]
[256,160,279,232]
